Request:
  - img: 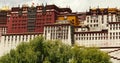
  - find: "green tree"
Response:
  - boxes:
[0,36,111,63]
[0,42,38,63]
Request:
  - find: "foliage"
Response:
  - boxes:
[0,36,111,63]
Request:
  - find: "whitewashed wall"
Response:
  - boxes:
[0,33,42,56]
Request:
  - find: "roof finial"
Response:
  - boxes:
[32,2,34,5]
[42,3,44,6]
[46,3,47,6]
[37,3,39,6]
[97,6,99,9]
[18,4,20,7]
[89,6,91,9]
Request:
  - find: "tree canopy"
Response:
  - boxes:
[0,36,111,63]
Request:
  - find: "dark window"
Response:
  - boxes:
[113,33,115,35]
[91,20,92,23]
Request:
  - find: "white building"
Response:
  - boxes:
[0,32,42,56]
[44,20,74,45]
[76,8,120,47]
[85,8,118,31]
[43,8,120,63]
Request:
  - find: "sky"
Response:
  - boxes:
[0,0,120,12]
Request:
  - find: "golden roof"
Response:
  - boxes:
[108,8,117,10]
[91,8,118,12]
[22,4,29,7]
[1,6,9,11]
[108,8,117,11]
[99,8,104,10]
[91,8,96,10]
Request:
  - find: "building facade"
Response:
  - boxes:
[85,8,118,31]
[44,8,120,48]
[1,6,120,63]
[44,20,74,45]
[7,4,72,33]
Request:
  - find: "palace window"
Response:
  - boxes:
[87,19,89,23]
[90,37,91,40]
[113,33,115,35]
[94,20,95,23]
[11,36,13,41]
[96,20,98,22]
[116,32,118,35]
[102,16,104,24]
[95,37,97,40]
[87,17,89,20]
[81,37,83,40]
[91,20,92,23]
[113,27,115,30]
[87,37,88,40]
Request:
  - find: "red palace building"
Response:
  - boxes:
[7,4,72,33]
[0,10,10,34]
